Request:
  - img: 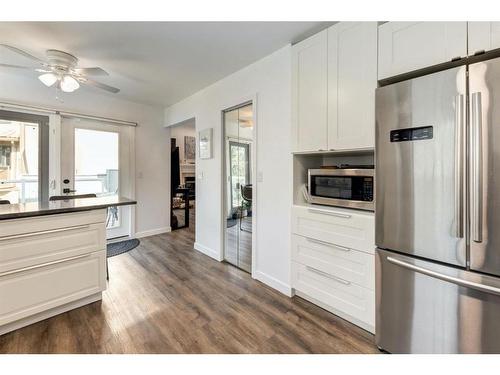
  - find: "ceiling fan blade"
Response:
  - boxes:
[0,63,32,70]
[0,44,43,62]
[73,67,109,76]
[79,77,120,93]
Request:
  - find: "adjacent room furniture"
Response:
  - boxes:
[240,184,252,233]
[0,200,10,204]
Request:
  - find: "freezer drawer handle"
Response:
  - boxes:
[307,208,351,219]
[0,253,93,278]
[0,224,91,242]
[306,266,351,285]
[305,237,351,251]
[387,256,500,296]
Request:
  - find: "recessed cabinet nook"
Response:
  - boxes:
[290,21,500,334]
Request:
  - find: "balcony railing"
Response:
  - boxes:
[0,174,116,203]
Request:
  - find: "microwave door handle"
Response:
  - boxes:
[454,94,465,238]
[471,92,483,243]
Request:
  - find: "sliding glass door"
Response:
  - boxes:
[61,117,133,239]
[223,103,254,273]
[0,110,49,204]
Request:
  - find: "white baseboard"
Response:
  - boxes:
[134,226,171,238]
[254,270,292,297]
[194,242,222,261]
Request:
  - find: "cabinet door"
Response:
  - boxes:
[468,22,500,56]
[292,30,328,152]
[378,22,467,80]
[328,22,377,150]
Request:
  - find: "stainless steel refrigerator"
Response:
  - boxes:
[375,56,500,353]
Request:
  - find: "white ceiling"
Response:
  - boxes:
[0,22,331,107]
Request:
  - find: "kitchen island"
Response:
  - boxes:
[0,196,136,335]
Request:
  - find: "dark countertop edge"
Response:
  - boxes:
[0,200,137,221]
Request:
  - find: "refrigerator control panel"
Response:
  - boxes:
[390,126,433,142]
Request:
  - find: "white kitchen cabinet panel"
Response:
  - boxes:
[292,234,375,290]
[328,22,377,150]
[0,223,106,274]
[291,205,375,255]
[292,30,328,152]
[0,250,106,326]
[292,261,375,332]
[378,22,467,80]
[468,22,500,56]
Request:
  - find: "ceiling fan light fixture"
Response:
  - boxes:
[38,72,58,87]
[60,75,80,92]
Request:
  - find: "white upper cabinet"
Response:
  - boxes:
[328,22,377,150]
[292,30,328,152]
[378,22,467,80]
[468,22,500,56]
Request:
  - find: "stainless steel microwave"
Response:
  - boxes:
[307,168,374,211]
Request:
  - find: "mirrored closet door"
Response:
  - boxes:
[223,102,254,273]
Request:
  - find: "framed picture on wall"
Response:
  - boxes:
[199,128,213,159]
[184,135,196,162]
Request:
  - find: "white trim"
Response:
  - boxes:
[0,101,137,126]
[194,242,222,261]
[254,270,292,297]
[220,94,258,277]
[134,226,171,238]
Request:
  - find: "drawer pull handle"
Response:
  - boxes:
[0,253,92,277]
[306,266,351,285]
[306,237,351,251]
[307,208,351,219]
[0,224,90,242]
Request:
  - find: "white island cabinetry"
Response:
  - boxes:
[0,209,108,335]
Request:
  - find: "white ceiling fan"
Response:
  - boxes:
[0,44,120,94]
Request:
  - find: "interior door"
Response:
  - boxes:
[375,66,467,267]
[223,103,254,273]
[469,57,500,277]
[61,117,133,239]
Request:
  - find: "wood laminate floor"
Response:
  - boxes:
[0,221,378,354]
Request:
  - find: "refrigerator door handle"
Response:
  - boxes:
[387,256,500,296]
[454,94,465,238]
[471,92,483,243]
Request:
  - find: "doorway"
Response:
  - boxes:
[0,110,49,204]
[170,119,196,231]
[223,102,254,273]
[61,117,133,239]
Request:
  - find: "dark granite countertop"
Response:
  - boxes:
[0,196,137,220]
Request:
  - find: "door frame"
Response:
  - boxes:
[220,94,258,276]
[0,109,50,203]
[60,116,136,239]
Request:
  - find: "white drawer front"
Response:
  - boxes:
[292,261,374,329]
[292,234,374,290]
[0,250,106,326]
[291,206,375,254]
[0,223,106,274]
[0,209,106,238]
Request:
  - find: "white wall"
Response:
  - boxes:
[164,45,292,295]
[0,72,171,237]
